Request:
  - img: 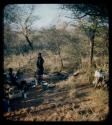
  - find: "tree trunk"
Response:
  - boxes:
[89,33,95,83]
[89,38,94,69]
[58,50,64,72]
[25,35,33,50]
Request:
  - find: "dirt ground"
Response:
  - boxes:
[3,72,109,121]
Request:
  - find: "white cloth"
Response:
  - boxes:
[94,71,103,78]
[43,82,48,85]
[23,93,27,98]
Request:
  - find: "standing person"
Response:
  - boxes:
[36,53,44,84]
[93,69,104,87]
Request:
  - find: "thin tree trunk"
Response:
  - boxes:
[58,50,64,72]
[89,33,95,83]
[56,42,64,72]
[25,35,33,50]
[90,38,94,69]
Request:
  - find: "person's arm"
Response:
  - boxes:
[42,58,44,64]
[37,59,39,67]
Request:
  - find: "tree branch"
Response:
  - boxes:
[65,13,87,20]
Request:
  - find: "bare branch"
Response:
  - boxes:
[65,13,87,20]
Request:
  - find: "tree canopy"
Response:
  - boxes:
[63,4,108,21]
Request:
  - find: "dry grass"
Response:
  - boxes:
[4,52,109,121]
[4,51,78,76]
[56,76,76,90]
[4,85,109,121]
[4,52,37,76]
[4,48,83,78]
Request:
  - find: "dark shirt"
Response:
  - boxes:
[37,57,44,75]
[9,72,16,82]
[37,57,44,68]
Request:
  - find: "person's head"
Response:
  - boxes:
[38,53,42,58]
[99,69,102,72]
